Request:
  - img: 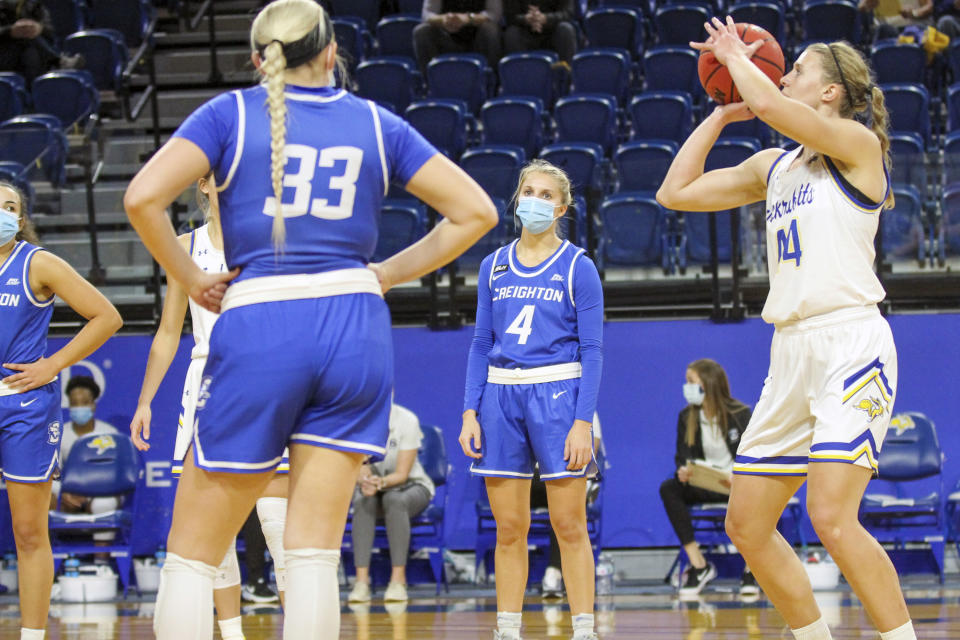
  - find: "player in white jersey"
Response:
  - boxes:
[0,181,122,640]
[658,20,914,640]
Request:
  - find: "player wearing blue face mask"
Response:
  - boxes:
[460,161,604,640]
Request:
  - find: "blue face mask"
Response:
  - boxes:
[515,196,558,234]
[0,211,18,245]
[70,406,95,425]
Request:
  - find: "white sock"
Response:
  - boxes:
[217,616,245,640]
[496,611,522,639]
[283,548,340,640]
[572,613,595,638]
[257,497,287,592]
[20,629,44,640]
[792,616,833,640]
[880,621,917,640]
[153,552,216,640]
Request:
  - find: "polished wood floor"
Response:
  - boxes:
[1,586,959,638]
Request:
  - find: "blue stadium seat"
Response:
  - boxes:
[948,40,960,86]
[946,83,960,132]
[331,0,380,32]
[0,161,35,211]
[396,0,422,12]
[457,197,512,266]
[404,99,467,160]
[719,117,772,148]
[889,132,926,192]
[553,93,618,154]
[598,192,672,271]
[628,91,692,143]
[643,46,700,95]
[460,145,526,201]
[481,96,544,158]
[539,142,606,196]
[802,0,860,44]
[375,15,418,60]
[729,2,786,43]
[427,54,491,114]
[31,70,100,130]
[0,73,28,123]
[44,0,88,45]
[63,29,128,91]
[563,194,592,247]
[881,83,931,148]
[49,433,144,595]
[941,180,960,259]
[583,7,642,54]
[0,115,69,185]
[861,413,946,580]
[88,0,153,47]
[355,57,417,114]
[571,48,631,105]
[499,51,561,108]
[944,130,960,185]
[333,18,371,73]
[871,41,926,85]
[654,5,708,45]
[705,136,761,172]
[374,201,425,263]
[881,185,926,265]
[614,140,678,192]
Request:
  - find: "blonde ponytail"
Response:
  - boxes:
[869,85,895,209]
[262,40,288,248]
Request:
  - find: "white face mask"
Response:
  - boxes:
[683,382,705,406]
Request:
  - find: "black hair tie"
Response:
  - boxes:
[255,11,333,69]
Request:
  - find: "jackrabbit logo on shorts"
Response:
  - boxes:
[197,376,212,410]
[47,421,61,445]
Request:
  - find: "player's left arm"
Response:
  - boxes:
[566,255,604,471]
[2,252,122,391]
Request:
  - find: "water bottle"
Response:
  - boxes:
[3,552,16,571]
[155,546,166,569]
[64,555,80,578]
[595,553,614,596]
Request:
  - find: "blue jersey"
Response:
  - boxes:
[0,242,53,380]
[173,85,437,282]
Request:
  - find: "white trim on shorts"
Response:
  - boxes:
[469,465,535,479]
[487,362,582,385]
[2,450,59,483]
[192,429,283,473]
[221,268,382,312]
[288,432,386,456]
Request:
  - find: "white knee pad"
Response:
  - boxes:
[215,538,241,590]
[257,497,287,592]
[153,552,216,640]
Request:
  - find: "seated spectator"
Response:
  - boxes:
[52,376,120,517]
[347,402,436,604]
[503,0,577,65]
[658,359,755,597]
[858,0,933,40]
[936,0,960,38]
[0,0,81,83]
[413,0,502,74]
[530,412,603,599]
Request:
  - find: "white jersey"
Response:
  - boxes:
[761,146,888,325]
[188,224,226,359]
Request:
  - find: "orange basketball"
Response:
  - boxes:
[698,23,785,105]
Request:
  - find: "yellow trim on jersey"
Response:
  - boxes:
[842,371,892,404]
[820,156,884,214]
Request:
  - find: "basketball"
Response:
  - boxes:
[698,23,785,105]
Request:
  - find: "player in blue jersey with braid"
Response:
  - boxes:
[460,160,604,640]
[0,181,122,640]
[124,1,497,638]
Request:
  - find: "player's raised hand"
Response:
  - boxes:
[130,404,152,451]
[691,16,763,66]
[459,410,483,459]
[187,268,239,314]
[564,419,593,471]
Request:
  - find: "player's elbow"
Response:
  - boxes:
[656,186,679,210]
[478,198,499,231]
[105,306,124,333]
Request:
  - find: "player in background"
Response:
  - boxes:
[460,161,603,640]
[123,1,497,638]
[657,18,914,640]
[0,181,122,640]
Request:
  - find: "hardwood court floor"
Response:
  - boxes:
[1,586,959,638]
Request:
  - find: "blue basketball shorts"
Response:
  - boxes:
[192,294,393,473]
[0,380,62,483]
[472,378,596,480]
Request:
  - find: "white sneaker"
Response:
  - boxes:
[541,566,563,599]
[493,632,522,640]
[348,580,371,603]
[383,581,408,602]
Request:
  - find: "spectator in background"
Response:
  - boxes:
[503,0,577,65]
[413,0,502,74]
[0,0,80,83]
[347,402,435,604]
[858,0,933,40]
[936,0,960,38]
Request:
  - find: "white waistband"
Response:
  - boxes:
[487,362,582,384]
[0,376,57,396]
[221,268,382,312]
[775,305,880,334]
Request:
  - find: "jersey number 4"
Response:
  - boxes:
[506,305,536,345]
[776,218,802,267]
[262,144,363,220]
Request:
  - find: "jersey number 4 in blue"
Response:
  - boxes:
[776,218,802,267]
[262,144,364,220]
